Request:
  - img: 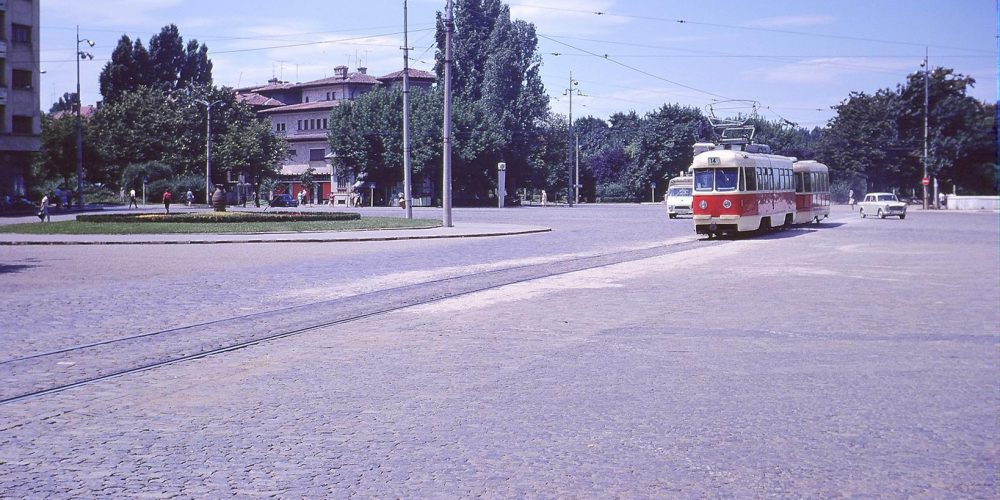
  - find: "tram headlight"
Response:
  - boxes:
[698,200,708,210]
[722,199,732,209]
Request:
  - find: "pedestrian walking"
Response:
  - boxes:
[186,190,194,207]
[848,189,855,210]
[163,189,172,214]
[541,189,548,207]
[128,189,138,209]
[119,187,125,203]
[398,192,406,210]
[38,194,50,222]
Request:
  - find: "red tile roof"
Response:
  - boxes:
[299,72,382,88]
[258,100,343,114]
[236,92,286,108]
[378,68,437,81]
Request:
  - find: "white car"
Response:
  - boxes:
[859,192,907,219]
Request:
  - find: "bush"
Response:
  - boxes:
[76,211,361,223]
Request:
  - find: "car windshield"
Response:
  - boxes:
[877,194,898,202]
[668,188,692,196]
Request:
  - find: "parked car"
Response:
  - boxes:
[268,194,298,207]
[859,192,907,219]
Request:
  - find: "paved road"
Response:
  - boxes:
[1,204,997,496]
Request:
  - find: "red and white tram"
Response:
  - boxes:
[691,147,796,237]
[792,160,831,224]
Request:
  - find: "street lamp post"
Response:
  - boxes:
[563,72,584,207]
[193,99,223,204]
[75,26,94,209]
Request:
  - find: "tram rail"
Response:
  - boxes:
[1,238,720,405]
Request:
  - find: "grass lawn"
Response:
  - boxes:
[0,217,441,235]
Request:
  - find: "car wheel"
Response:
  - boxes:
[860,208,866,218]
[669,213,676,219]
[878,209,885,219]
[900,214,906,220]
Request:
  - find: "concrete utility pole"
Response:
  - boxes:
[401,0,413,219]
[75,26,94,209]
[441,0,454,227]
[922,47,930,211]
[193,99,223,204]
[575,135,580,204]
[563,72,583,207]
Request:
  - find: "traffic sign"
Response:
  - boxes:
[922,177,930,186]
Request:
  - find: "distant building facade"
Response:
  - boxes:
[237,65,435,206]
[0,0,41,197]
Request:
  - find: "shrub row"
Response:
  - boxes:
[76,211,362,223]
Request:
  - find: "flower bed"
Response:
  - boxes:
[76,211,361,223]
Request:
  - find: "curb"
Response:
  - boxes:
[0,226,552,246]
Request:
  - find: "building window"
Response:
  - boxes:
[326,92,331,101]
[11,70,31,90]
[305,96,310,103]
[323,119,328,129]
[12,115,33,134]
[309,148,325,161]
[297,120,302,130]
[0,105,6,132]
[287,149,297,159]
[12,24,31,45]
[275,122,286,133]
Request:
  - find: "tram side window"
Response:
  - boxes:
[694,170,714,191]
[795,172,803,192]
[716,168,738,191]
[803,172,813,192]
[743,167,757,191]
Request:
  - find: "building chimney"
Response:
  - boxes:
[334,65,348,79]
[357,67,367,75]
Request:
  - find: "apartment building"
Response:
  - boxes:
[237,66,435,205]
[0,0,40,197]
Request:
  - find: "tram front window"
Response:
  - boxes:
[694,170,714,192]
[716,168,738,191]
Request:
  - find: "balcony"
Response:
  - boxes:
[0,0,6,10]
[0,87,7,106]
[0,40,6,58]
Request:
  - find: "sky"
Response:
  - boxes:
[40,0,998,130]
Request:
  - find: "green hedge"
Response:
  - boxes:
[76,211,362,223]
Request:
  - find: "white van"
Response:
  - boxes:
[665,176,693,219]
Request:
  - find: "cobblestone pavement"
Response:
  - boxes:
[0,205,997,496]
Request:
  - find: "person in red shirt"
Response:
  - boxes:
[163,190,172,214]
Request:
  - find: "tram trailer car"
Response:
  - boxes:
[792,160,831,224]
[691,149,796,237]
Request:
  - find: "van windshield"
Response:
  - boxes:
[668,188,692,196]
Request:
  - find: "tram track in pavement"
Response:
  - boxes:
[0,237,721,405]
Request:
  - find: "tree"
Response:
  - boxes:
[98,24,211,102]
[898,68,996,194]
[32,114,101,189]
[213,109,288,205]
[434,0,549,202]
[48,92,78,114]
[816,89,905,191]
[328,87,441,202]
